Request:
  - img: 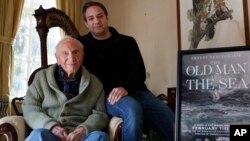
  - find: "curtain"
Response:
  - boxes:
[0,0,24,100]
[56,0,88,35]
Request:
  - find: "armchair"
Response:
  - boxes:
[0,6,122,141]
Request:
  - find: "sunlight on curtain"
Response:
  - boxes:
[0,0,24,100]
[10,0,60,99]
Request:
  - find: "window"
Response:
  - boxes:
[10,0,60,99]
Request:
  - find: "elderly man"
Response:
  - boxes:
[22,36,109,141]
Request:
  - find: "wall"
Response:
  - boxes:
[101,0,178,95]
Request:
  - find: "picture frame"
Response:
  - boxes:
[176,46,250,141]
[177,0,249,50]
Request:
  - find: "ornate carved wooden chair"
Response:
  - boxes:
[0,6,122,141]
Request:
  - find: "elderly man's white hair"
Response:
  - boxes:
[55,35,84,52]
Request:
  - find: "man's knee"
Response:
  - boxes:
[88,131,109,140]
[30,128,51,136]
[25,128,56,141]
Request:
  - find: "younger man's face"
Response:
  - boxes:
[84,6,109,37]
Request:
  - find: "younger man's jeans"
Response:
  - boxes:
[106,91,175,141]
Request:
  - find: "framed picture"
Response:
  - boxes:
[177,0,249,50]
[176,46,250,141]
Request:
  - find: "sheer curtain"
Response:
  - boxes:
[0,0,24,100]
[56,0,88,35]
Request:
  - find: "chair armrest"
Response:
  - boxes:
[0,122,17,141]
[11,97,24,116]
[109,117,123,141]
[0,116,26,141]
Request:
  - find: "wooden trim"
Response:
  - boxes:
[176,0,181,50]
[114,123,122,141]
[243,0,250,45]
[0,123,17,141]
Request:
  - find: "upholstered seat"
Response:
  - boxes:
[0,115,122,141]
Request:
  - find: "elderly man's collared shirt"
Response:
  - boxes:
[55,65,81,100]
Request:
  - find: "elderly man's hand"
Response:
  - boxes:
[66,128,86,141]
[51,125,68,141]
[108,87,128,104]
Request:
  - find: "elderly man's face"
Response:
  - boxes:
[55,39,83,79]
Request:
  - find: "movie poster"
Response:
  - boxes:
[178,49,250,141]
